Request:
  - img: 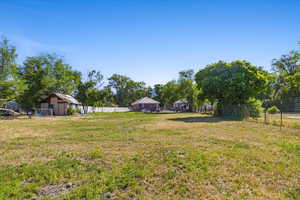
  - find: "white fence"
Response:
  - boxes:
[82,106,130,113]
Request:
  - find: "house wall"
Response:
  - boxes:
[41,97,69,116]
[132,103,159,111]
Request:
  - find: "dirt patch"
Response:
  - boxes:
[36,182,75,198]
[287,116,300,119]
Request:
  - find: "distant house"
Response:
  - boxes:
[174,99,191,112]
[40,93,81,116]
[131,97,160,112]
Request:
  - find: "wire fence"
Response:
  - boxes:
[249,111,300,130]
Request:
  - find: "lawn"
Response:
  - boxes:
[0,112,300,200]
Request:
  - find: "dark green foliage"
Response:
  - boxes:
[67,107,81,115]
[195,60,268,117]
[271,51,300,111]
[242,98,263,118]
[18,54,81,110]
[214,99,262,119]
[0,37,23,104]
[75,70,107,107]
[108,74,151,106]
[153,69,203,109]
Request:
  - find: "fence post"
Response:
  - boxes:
[280,110,283,131]
[264,109,267,124]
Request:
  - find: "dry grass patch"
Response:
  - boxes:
[0,112,300,199]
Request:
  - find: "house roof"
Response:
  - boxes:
[174,99,188,104]
[41,93,81,105]
[53,93,81,104]
[131,97,160,105]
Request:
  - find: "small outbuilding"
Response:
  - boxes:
[174,99,190,112]
[40,93,81,116]
[131,97,160,112]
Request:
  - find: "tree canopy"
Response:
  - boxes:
[0,36,299,115]
[195,60,269,115]
[0,37,22,105]
[18,54,81,109]
[108,74,151,106]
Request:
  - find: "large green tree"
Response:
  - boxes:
[272,51,300,76]
[195,60,269,116]
[0,37,22,105]
[108,74,151,106]
[19,54,81,110]
[75,70,110,107]
[177,69,195,106]
[271,50,300,111]
[160,80,180,105]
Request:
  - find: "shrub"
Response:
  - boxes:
[67,107,82,115]
[75,108,81,114]
[67,107,76,115]
[268,106,280,114]
[242,98,263,118]
[215,98,263,119]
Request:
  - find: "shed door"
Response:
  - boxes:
[58,103,66,115]
[50,97,59,115]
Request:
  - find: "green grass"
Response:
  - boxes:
[0,112,300,199]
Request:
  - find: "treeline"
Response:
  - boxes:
[194,46,300,116]
[0,37,153,110]
[1,36,299,117]
[0,37,207,111]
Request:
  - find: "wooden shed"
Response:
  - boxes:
[131,97,160,112]
[40,93,81,116]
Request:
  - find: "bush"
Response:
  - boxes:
[67,107,81,115]
[215,98,263,119]
[67,107,76,115]
[75,108,81,114]
[268,106,280,114]
[242,98,263,118]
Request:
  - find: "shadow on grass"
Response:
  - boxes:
[143,111,178,115]
[168,116,242,123]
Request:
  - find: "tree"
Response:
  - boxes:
[0,37,22,105]
[19,54,81,110]
[272,51,300,76]
[160,80,180,105]
[177,69,195,107]
[178,69,194,80]
[152,70,200,109]
[271,50,300,111]
[153,84,164,105]
[195,60,269,116]
[108,74,150,106]
[75,70,104,108]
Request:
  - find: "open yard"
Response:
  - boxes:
[1,112,300,200]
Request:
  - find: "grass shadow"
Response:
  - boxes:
[143,111,178,115]
[168,116,242,123]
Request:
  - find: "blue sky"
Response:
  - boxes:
[0,0,299,86]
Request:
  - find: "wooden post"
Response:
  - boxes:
[280,110,283,131]
[264,109,267,124]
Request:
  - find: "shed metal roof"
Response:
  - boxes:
[174,99,188,104]
[53,93,81,104]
